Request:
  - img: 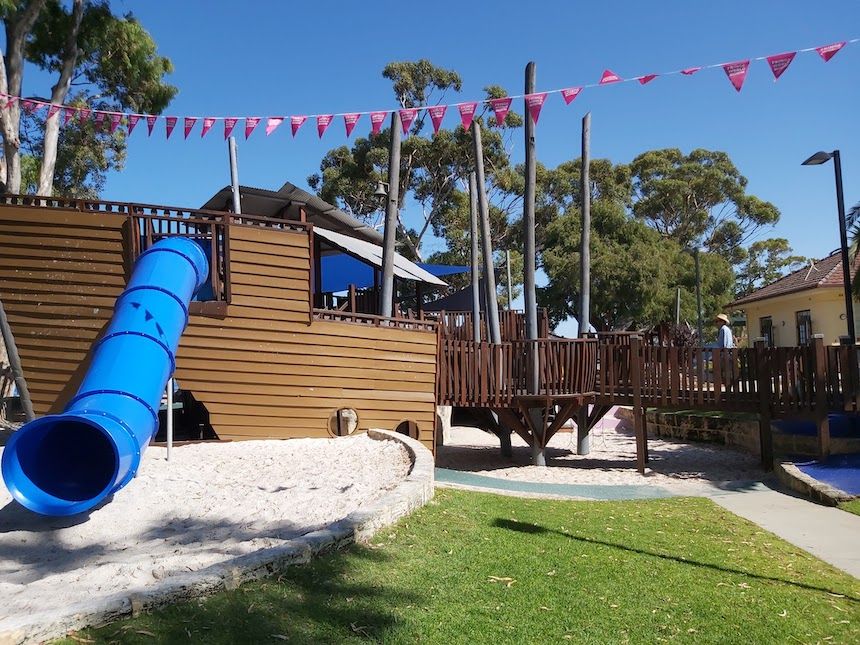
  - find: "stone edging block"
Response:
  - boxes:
[774,460,855,506]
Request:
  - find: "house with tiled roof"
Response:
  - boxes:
[731,250,860,346]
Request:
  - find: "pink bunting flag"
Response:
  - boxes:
[370,111,388,135]
[62,107,76,125]
[561,87,583,104]
[266,117,284,136]
[183,117,197,139]
[47,104,61,120]
[245,117,261,139]
[680,67,701,76]
[109,113,122,133]
[343,113,361,137]
[127,114,141,134]
[766,52,796,80]
[488,97,512,126]
[93,111,105,128]
[599,69,622,84]
[399,108,417,134]
[165,116,177,139]
[722,60,750,92]
[525,93,548,124]
[20,99,37,113]
[816,41,845,62]
[3,96,18,110]
[428,106,447,134]
[79,108,92,122]
[457,102,477,130]
[224,117,238,139]
[146,115,157,135]
[638,74,658,85]
[316,114,333,138]
[201,117,216,137]
[290,115,307,137]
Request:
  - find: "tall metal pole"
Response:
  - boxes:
[675,287,682,325]
[833,150,855,342]
[471,122,501,343]
[505,250,513,309]
[523,62,539,349]
[578,112,591,338]
[694,248,704,343]
[228,137,241,215]
[469,172,482,342]
[380,111,402,318]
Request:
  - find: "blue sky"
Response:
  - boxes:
[12,1,860,263]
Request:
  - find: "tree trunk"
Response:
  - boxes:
[37,0,84,197]
[0,0,48,194]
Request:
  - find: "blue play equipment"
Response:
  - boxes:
[1,237,208,516]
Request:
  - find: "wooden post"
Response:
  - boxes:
[812,334,831,459]
[577,112,593,456]
[380,111,402,318]
[630,335,647,474]
[471,122,501,344]
[469,172,481,342]
[523,61,539,390]
[754,339,774,471]
[0,298,35,421]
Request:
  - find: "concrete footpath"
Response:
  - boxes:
[711,487,860,579]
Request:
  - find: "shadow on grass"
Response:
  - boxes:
[491,518,860,602]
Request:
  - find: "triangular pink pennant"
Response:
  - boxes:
[370,111,387,135]
[109,113,122,133]
[93,111,105,128]
[561,87,583,104]
[290,115,307,137]
[47,104,61,120]
[201,117,216,137]
[224,117,238,139]
[183,117,197,139]
[316,114,333,138]
[457,102,477,131]
[638,74,658,85]
[20,99,37,113]
[525,93,548,124]
[4,96,18,110]
[127,114,141,134]
[343,113,360,137]
[488,97,512,127]
[766,52,796,80]
[722,60,750,92]
[245,117,261,139]
[399,108,417,134]
[428,105,447,134]
[599,69,622,84]
[165,116,177,139]
[266,117,284,136]
[79,108,92,122]
[146,115,157,135]
[62,107,76,125]
[680,67,701,76]
[816,41,845,62]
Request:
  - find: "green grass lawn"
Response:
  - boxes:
[63,490,860,644]
[839,499,860,516]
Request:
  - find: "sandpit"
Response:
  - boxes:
[0,434,412,638]
[437,410,764,496]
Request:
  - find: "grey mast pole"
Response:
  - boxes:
[380,111,402,318]
[505,250,513,309]
[228,137,241,215]
[0,299,35,421]
[577,112,592,456]
[469,172,482,342]
[471,122,501,343]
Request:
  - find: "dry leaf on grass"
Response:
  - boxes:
[488,576,517,587]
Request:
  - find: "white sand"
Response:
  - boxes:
[437,409,764,496]
[0,435,410,629]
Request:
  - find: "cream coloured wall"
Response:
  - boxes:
[741,287,860,346]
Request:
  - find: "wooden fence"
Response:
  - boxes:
[433,309,551,342]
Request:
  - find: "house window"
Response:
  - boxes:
[796,310,812,346]
[760,316,774,347]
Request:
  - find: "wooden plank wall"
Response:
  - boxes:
[0,207,128,413]
[177,225,438,449]
[0,207,438,451]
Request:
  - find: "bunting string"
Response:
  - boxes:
[0,38,856,141]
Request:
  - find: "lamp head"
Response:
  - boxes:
[802,151,833,166]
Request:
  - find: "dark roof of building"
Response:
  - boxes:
[200,182,382,244]
[732,249,860,307]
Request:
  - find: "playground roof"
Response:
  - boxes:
[201,182,383,244]
[732,249,860,307]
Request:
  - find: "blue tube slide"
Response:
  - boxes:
[1,237,208,516]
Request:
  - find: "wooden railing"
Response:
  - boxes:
[312,308,437,332]
[438,338,598,407]
[433,309,551,341]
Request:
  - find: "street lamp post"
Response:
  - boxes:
[802,150,854,343]
[694,247,704,343]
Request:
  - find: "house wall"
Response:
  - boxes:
[0,205,438,451]
[741,288,860,346]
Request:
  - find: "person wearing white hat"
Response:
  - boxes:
[714,313,735,348]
